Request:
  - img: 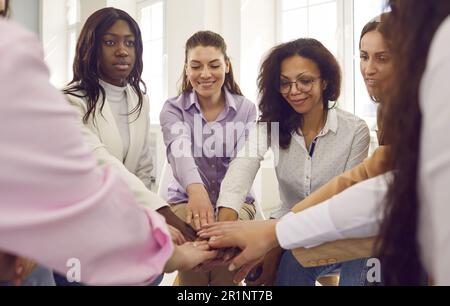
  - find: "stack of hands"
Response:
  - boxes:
[168,184,283,285]
[169,201,282,286]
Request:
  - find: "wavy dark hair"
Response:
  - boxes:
[257,38,341,149]
[63,7,146,123]
[180,30,242,96]
[0,0,10,17]
[376,0,450,285]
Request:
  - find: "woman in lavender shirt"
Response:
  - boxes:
[160,31,256,286]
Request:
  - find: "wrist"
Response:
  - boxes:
[164,246,180,273]
[186,183,206,197]
[267,219,280,250]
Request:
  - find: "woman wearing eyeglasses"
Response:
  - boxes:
[215,38,370,285]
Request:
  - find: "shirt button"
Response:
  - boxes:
[211,164,216,168]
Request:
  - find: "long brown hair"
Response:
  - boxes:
[257,38,341,149]
[179,30,242,96]
[377,0,450,285]
[63,7,146,123]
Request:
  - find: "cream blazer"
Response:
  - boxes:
[65,85,167,211]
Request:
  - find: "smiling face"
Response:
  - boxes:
[280,55,327,115]
[185,46,230,99]
[98,19,136,86]
[360,30,393,100]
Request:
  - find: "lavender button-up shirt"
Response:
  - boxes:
[160,88,256,207]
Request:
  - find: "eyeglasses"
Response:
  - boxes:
[279,76,321,94]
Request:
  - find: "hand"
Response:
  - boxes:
[186,184,215,230]
[13,257,37,286]
[197,219,280,272]
[245,247,284,286]
[157,206,197,241]
[190,208,239,272]
[193,247,240,272]
[164,241,218,273]
[168,225,186,245]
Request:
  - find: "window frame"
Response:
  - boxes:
[66,0,80,83]
[137,0,168,125]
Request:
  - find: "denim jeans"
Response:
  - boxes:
[53,271,84,286]
[274,250,370,286]
[148,274,164,286]
[0,265,55,286]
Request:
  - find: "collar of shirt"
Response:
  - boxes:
[182,87,237,121]
[99,79,127,104]
[296,107,338,138]
[319,108,338,137]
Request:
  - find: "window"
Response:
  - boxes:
[278,0,387,130]
[67,0,80,82]
[279,0,338,56]
[138,0,166,124]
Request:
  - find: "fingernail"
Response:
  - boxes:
[16,266,24,275]
[229,264,236,271]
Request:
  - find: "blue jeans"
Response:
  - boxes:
[275,250,370,286]
[0,265,55,286]
[148,274,164,286]
[53,271,84,286]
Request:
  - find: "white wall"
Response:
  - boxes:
[41,0,68,88]
[166,0,204,97]
[10,0,40,34]
[80,0,107,25]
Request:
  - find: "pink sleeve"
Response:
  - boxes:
[0,20,173,285]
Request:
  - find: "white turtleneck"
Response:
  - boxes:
[99,79,130,159]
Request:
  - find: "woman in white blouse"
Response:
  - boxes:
[215,38,370,285]
[201,0,450,285]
